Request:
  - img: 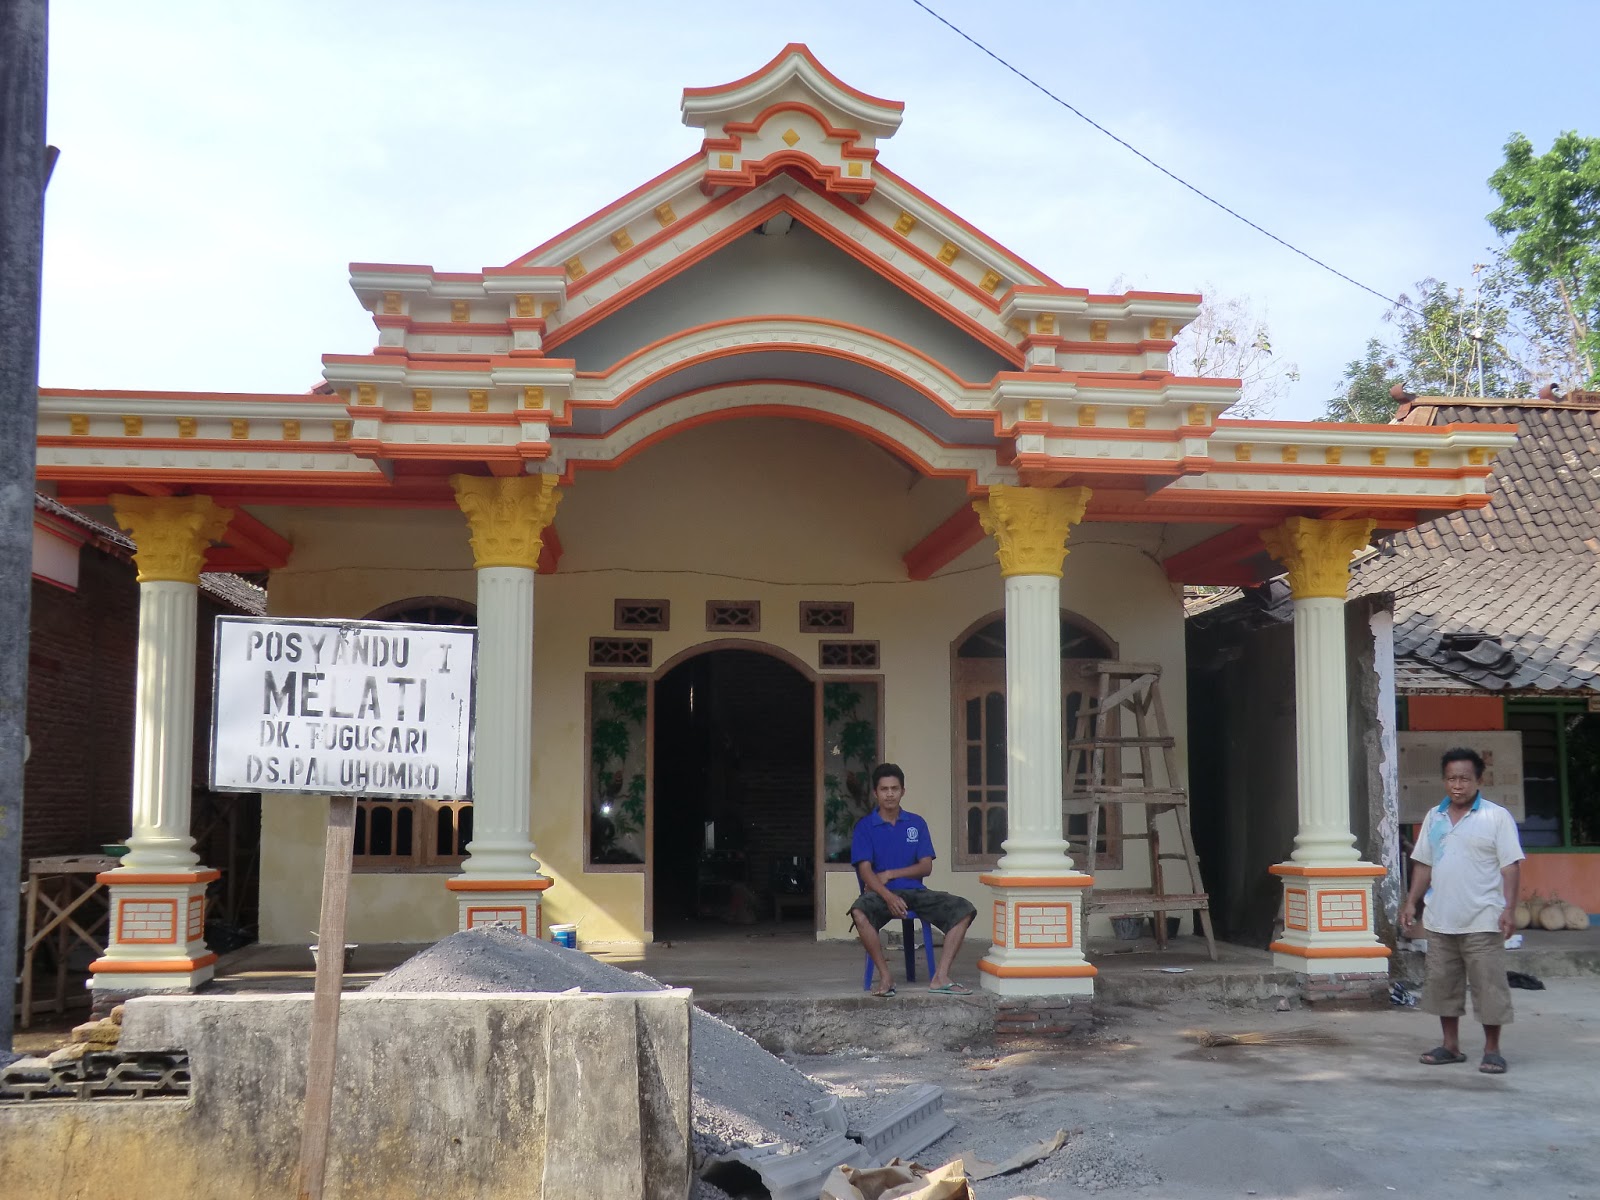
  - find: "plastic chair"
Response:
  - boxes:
[862,909,937,990]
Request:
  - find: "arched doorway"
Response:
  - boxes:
[651,647,817,938]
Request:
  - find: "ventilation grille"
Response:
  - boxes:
[706,601,760,631]
[614,599,669,631]
[799,601,854,633]
[589,638,652,668]
[819,640,880,669]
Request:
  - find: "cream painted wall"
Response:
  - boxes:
[253,418,1191,948]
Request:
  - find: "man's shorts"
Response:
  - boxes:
[1421,930,1513,1025]
[848,887,977,933]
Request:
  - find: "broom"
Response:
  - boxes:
[1182,1027,1342,1048]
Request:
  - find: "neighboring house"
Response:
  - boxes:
[1186,391,1600,936]
[1352,392,1600,914]
[28,494,266,938]
[31,46,1514,1001]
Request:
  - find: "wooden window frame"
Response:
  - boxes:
[950,615,1124,871]
[584,672,651,873]
[353,595,476,873]
[353,796,471,873]
[819,674,886,873]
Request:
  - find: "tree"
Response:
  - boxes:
[1318,259,1538,423]
[1171,289,1300,417]
[1322,338,1403,423]
[1488,131,1600,387]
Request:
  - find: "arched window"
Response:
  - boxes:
[951,613,1123,869]
[353,597,476,872]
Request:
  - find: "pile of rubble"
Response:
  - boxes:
[1,1007,191,1103]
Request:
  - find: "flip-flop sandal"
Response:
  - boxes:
[1419,1046,1467,1065]
[929,982,973,995]
[1479,1053,1508,1074]
[870,986,897,998]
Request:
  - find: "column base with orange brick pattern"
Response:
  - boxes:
[89,869,220,994]
[447,876,553,937]
[1269,863,1391,975]
[977,873,1097,998]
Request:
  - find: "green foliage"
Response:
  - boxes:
[590,718,630,773]
[822,682,862,726]
[838,719,876,771]
[1322,338,1403,424]
[609,680,648,726]
[1489,131,1600,386]
[1387,270,1531,399]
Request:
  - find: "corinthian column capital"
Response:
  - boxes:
[110,495,234,584]
[1261,516,1375,600]
[452,474,562,570]
[972,485,1091,578]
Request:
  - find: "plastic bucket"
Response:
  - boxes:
[549,923,578,949]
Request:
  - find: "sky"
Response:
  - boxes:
[37,1,1600,420]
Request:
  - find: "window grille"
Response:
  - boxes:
[590,638,653,668]
[799,601,854,633]
[819,641,879,669]
[706,601,759,631]
[614,599,669,631]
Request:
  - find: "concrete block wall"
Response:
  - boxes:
[0,990,694,1200]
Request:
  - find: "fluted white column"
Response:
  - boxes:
[449,475,562,935]
[1288,594,1359,864]
[93,495,233,995]
[460,565,540,877]
[1261,516,1389,978]
[124,580,203,870]
[973,485,1096,998]
[997,573,1071,871]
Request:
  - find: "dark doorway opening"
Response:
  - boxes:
[652,649,815,938]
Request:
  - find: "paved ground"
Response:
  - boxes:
[796,978,1600,1199]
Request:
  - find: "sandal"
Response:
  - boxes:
[1479,1052,1508,1074]
[1419,1046,1467,1065]
[929,982,973,995]
[870,986,897,998]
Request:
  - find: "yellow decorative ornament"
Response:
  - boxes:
[111,495,234,585]
[972,485,1091,578]
[1260,516,1375,601]
[452,474,562,570]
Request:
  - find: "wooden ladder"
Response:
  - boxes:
[1066,661,1217,960]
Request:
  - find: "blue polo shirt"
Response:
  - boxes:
[851,808,936,892]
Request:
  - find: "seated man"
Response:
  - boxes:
[849,762,977,996]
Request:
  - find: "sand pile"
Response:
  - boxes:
[366,926,834,1159]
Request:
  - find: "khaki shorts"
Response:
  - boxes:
[848,887,977,933]
[1422,930,1513,1025]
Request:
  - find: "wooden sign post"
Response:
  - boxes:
[295,794,356,1200]
[208,616,477,1200]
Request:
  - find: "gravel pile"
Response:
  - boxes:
[367,927,834,1158]
[1005,1129,1160,1195]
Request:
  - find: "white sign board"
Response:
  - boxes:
[1397,730,1524,823]
[210,617,475,798]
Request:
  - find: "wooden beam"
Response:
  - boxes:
[1162,524,1275,584]
[537,526,562,575]
[218,507,292,570]
[903,504,983,580]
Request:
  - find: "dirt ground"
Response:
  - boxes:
[795,977,1600,1200]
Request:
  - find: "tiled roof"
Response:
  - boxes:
[1351,396,1600,693]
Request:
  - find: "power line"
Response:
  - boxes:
[908,0,1421,319]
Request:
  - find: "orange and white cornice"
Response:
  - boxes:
[35,389,378,484]
[527,176,1025,363]
[1154,419,1519,507]
[348,262,568,356]
[548,381,1016,491]
[569,316,994,419]
[682,43,903,200]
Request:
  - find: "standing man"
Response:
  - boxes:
[849,763,977,996]
[1401,747,1525,1075]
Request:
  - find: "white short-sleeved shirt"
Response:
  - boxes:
[1411,794,1526,934]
